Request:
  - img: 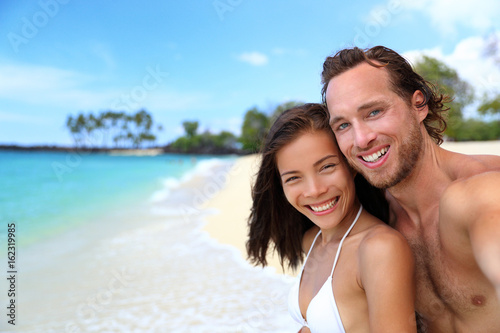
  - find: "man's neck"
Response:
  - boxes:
[386,136,451,226]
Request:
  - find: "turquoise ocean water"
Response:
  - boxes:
[0,150,299,332]
[0,150,214,246]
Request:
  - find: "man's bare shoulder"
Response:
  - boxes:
[441,169,500,231]
[444,149,500,179]
[467,153,500,169]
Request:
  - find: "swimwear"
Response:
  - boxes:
[288,205,363,333]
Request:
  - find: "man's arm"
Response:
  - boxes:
[446,172,500,300]
[467,173,500,300]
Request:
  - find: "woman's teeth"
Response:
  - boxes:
[310,198,338,212]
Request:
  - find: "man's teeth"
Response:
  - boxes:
[310,198,338,212]
[362,147,388,162]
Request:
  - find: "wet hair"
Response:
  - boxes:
[246,103,388,270]
[321,46,450,145]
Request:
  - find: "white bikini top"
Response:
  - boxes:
[288,205,362,332]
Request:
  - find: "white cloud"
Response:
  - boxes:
[396,0,500,35]
[237,52,269,66]
[0,63,113,109]
[403,34,500,95]
[403,34,500,118]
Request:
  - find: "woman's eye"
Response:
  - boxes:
[322,164,336,171]
[284,176,298,183]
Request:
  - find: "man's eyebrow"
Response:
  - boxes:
[329,115,344,126]
[357,100,387,112]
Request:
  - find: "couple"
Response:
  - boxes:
[247,46,500,332]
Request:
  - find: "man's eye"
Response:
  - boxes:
[338,123,349,130]
[369,110,381,117]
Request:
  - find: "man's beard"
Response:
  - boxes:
[353,124,423,189]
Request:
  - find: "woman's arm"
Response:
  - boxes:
[359,227,417,332]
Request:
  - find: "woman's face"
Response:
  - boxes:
[276,130,357,230]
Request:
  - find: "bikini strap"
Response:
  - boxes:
[330,205,363,277]
[304,229,322,264]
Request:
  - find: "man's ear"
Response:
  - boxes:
[412,90,428,122]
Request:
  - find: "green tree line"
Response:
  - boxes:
[66,109,162,149]
[169,101,303,153]
[413,55,500,141]
[67,55,500,153]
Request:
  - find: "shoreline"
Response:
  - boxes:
[0,144,248,156]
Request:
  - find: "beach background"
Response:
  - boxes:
[0,141,499,332]
[1,1,499,332]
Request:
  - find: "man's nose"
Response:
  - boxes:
[353,122,376,149]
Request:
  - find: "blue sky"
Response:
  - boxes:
[1,0,499,146]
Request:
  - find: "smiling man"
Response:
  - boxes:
[321,46,500,332]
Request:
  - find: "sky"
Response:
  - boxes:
[0,0,499,146]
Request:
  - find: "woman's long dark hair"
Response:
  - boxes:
[246,103,388,270]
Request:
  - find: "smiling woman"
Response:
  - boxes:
[247,103,417,333]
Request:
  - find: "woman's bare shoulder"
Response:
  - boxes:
[358,219,411,261]
[356,218,415,288]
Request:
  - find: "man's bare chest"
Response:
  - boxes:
[397,221,490,324]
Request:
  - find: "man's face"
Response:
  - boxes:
[325,62,423,189]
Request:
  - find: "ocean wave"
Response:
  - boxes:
[149,157,236,210]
